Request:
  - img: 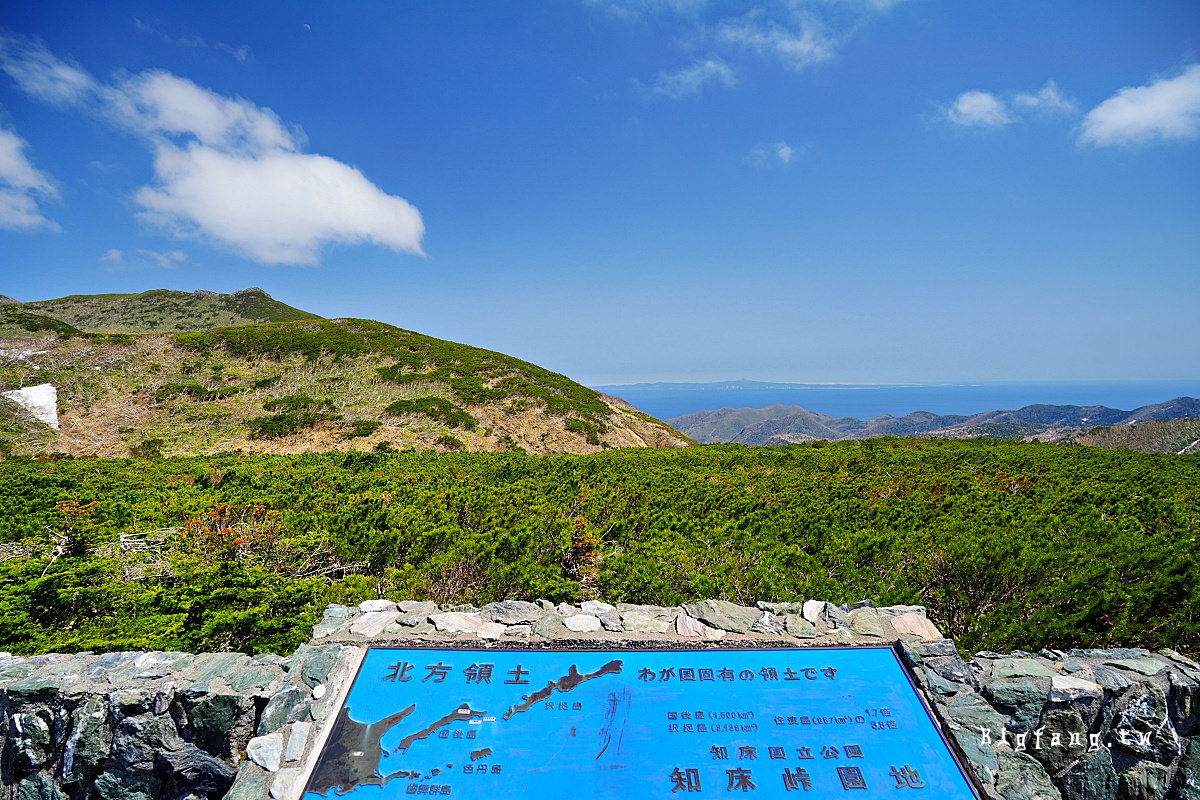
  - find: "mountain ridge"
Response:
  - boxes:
[670,397,1200,452]
[0,287,319,335]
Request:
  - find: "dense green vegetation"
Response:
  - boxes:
[0,439,1195,658]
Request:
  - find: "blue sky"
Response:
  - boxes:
[0,0,1197,386]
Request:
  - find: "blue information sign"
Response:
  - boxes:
[302,645,980,798]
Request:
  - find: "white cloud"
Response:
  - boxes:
[946,91,1012,127]
[716,16,832,71]
[651,58,737,98]
[136,144,424,264]
[0,35,424,264]
[0,127,59,230]
[1080,64,1200,146]
[1014,80,1077,113]
[747,140,796,167]
[99,248,123,264]
[944,80,1079,131]
[107,71,297,155]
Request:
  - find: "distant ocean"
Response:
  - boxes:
[590,380,1200,422]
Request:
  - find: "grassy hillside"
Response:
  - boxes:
[2,287,319,335]
[0,318,687,457]
[0,439,1194,657]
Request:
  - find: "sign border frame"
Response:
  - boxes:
[299,641,987,799]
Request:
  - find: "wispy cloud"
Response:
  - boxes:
[651,58,736,98]
[715,14,833,71]
[602,1,904,99]
[0,126,59,231]
[0,35,94,108]
[99,247,187,269]
[137,248,187,268]
[134,18,251,64]
[584,0,707,22]
[746,140,797,167]
[1014,80,1077,114]
[1080,64,1200,146]
[0,34,424,265]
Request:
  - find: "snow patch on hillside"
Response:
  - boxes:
[1,383,58,429]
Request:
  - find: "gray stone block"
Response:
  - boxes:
[257,685,311,736]
[190,652,247,684]
[62,695,110,784]
[783,614,820,638]
[481,600,543,625]
[111,713,185,772]
[532,614,565,639]
[1168,669,1200,736]
[227,666,277,692]
[992,658,1057,679]
[1173,736,1200,800]
[321,603,358,618]
[848,607,884,638]
[926,656,977,688]
[1117,761,1171,800]
[17,773,67,800]
[995,749,1060,800]
[1059,746,1117,800]
[1029,707,1088,776]
[11,710,53,771]
[1110,682,1181,764]
[93,770,161,800]
[299,645,342,688]
[247,731,284,772]
[223,770,267,800]
[751,612,786,636]
[598,611,624,632]
[681,599,761,633]
[159,745,236,794]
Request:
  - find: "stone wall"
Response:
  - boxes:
[2,598,1197,800]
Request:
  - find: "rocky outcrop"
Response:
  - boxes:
[2,600,1197,800]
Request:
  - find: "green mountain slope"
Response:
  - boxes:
[2,287,319,335]
[1,317,688,457]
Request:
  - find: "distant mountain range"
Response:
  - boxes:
[669,397,1200,453]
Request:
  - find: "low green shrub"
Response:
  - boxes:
[385,397,477,430]
[247,411,340,439]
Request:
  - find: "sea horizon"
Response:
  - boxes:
[591,379,1200,423]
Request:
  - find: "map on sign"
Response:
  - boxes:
[301,645,980,798]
